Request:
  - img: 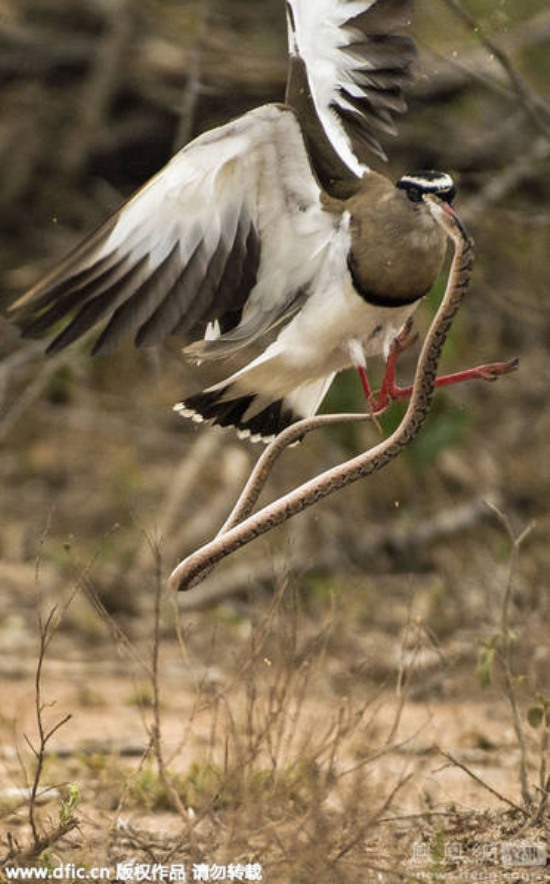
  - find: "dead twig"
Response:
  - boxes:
[26,606,71,844]
[146,535,188,818]
[486,504,536,808]
[61,0,136,178]
[134,432,226,571]
[462,137,550,223]
[535,728,549,823]
[437,749,529,817]
[1,819,79,867]
[442,0,550,137]
[2,585,81,865]
[0,350,74,443]
[173,0,211,150]
[414,10,550,99]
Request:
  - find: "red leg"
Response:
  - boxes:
[357,365,373,399]
[368,320,418,411]
[370,355,519,414]
[356,319,417,408]
[355,319,518,415]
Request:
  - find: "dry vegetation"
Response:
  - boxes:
[0,0,549,881]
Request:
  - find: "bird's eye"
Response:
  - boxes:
[405,186,423,204]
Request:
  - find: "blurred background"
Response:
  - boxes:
[0,0,549,873]
[0,0,548,629]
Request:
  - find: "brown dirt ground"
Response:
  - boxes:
[0,574,548,883]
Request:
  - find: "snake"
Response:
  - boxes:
[169,197,490,591]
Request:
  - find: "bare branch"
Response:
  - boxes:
[172,0,212,150]
[0,350,74,444]
[146,537,188,818]
[415,10,550,111]
[462,137,550,223]
[442,0,550,136]
[61,0,136,178]
[486,503,536,808]
[437,749,529,816]
[25,602,76,846]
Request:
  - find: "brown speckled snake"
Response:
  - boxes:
[169,196,517,592]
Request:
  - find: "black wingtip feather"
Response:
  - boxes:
[180,387,299,442]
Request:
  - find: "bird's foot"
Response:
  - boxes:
[369,351,519,415]
[355,320,418,408]
[367,321,419,414]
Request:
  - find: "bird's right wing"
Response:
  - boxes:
[11,104,349,358]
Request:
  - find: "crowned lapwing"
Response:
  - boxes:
[11,0,462,442]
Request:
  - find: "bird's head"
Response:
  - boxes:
[396,169,471,239]
[396,170,456,205]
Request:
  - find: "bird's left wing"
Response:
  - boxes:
[286,0,416,191]
[10,105,347,358]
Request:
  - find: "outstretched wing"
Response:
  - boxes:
[285,0,416,191]
[11,105,346,357]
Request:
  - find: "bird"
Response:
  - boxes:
[10,0,461,443]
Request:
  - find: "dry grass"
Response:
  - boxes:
[0,526,548,883]
[0,1,549,880]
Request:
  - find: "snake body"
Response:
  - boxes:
[170,198,474,591]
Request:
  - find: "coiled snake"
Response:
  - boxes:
[170,197,512,592]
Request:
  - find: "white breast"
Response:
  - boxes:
[277,272,418,375]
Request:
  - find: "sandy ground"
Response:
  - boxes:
[0,592,548,882]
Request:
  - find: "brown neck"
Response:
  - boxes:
[347,253,426,307]
[340,174,449,305]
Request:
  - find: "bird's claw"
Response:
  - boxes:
[390,318,418,355]
[476,357,520,382]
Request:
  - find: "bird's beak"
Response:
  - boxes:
[425,194,471,244]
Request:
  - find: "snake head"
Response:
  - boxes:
[424,192,473,249]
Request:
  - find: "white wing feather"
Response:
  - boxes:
[287,0,375,177]
[13,105,347,356]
